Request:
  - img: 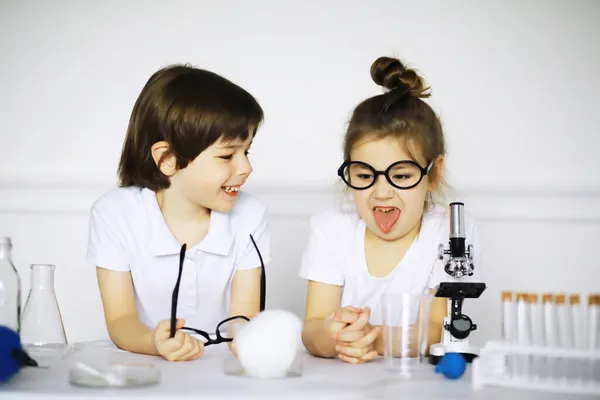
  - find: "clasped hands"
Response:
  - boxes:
[325,306,381,364]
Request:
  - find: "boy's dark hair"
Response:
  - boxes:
[118,64,264,190]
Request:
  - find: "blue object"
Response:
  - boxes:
[0,325,38,383]
[434,352,466,380]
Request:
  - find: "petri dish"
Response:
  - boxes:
[69,361,160,388]
[24,343,75,367]
[223,352,303,379]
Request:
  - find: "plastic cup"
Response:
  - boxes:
[381,291,433,377]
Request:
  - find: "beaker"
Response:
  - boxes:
[381,291,433,377]
[20,264,69,361]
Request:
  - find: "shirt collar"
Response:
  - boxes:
[144,188,234,257]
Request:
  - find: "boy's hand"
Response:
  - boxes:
[152,319,204,362]
[229,339,239,359]
[334,307,380,364]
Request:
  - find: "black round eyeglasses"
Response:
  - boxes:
[337,160,433,190]
[169,234,266,346]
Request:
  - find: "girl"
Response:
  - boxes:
[86,64,270,362]
[299,56,482,364]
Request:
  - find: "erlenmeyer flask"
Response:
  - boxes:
[20,264,68,358]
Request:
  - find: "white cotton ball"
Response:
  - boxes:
[234,309,302,379]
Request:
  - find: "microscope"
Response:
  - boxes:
[429,202,486,365]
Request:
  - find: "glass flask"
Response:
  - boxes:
[0,236,21,333]
[20,264,69,361]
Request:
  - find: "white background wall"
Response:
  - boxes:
[1,0,599,347]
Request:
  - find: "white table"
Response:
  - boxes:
[0,342,596,399]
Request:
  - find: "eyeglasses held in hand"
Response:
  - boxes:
[169,234,266,346]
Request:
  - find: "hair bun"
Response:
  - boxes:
[370,56,430,98]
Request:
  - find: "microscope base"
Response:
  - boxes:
[428,342,479,365]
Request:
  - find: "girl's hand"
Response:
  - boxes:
[152,319,204,362]
[334,307,380,364]
[324,305,362,340]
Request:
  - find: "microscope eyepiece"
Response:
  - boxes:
[449,202,465,239]
[443,202,474,278]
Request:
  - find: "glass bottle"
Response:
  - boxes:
[0,236,21,333]
[20,264,67,348]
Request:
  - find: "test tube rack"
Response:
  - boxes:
[472,340,600,395]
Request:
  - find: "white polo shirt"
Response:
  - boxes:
[86,186,271,333]
[299,202,482,326]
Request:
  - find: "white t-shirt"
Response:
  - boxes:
[86,186,271,333]
[299,203,482,326]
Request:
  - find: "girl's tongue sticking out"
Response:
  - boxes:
[373,206,400,233]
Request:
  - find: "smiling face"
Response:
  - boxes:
[349,135,442,242]
[156,132,254,214]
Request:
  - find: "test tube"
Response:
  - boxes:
[502,291,516,342]
[501,291,516,375]
[556,294,573,348]
[570,294,584,381]
[556,293,572,381]
[542,293,558,380]
[590,295,600,348]
[528,293,544,379]
[570,295,584,347]
[588,294,599,383]
[516,292,531,378]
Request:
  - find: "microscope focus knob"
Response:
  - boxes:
[467,244,475,260]
[438,244,445,260]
